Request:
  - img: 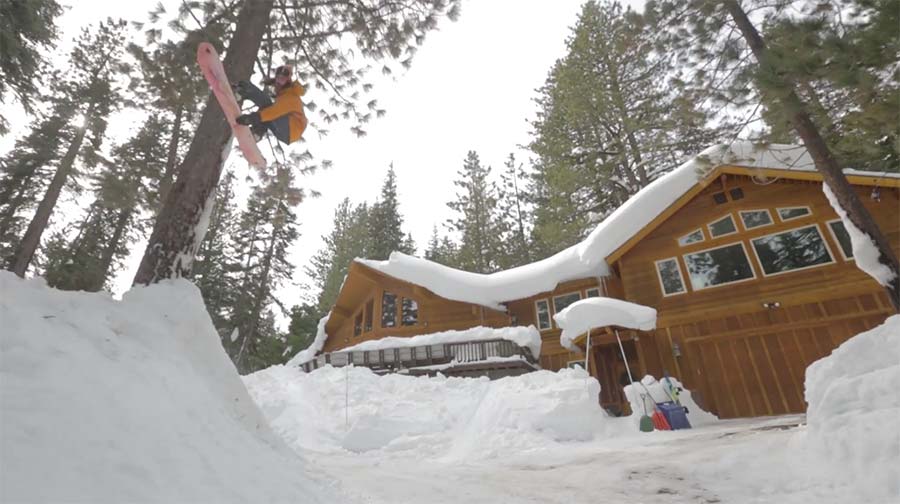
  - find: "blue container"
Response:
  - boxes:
[657,401,692,430]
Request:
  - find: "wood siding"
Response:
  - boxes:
[504,277,609,371]
[322,264,508,353]
[616,176,899,418]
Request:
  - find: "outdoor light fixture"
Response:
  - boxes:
[762,301,781,309]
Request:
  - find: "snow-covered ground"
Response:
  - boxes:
[246,363,890,504]
[3,272,897,503]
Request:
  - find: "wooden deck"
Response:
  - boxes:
[298,338,539,379]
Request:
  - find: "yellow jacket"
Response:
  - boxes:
[259,81,307,143]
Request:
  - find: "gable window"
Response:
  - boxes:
[708,214,738,238]
[678,229,704,246]
[353,313,363,336]
[827,219,853,260]
[381,291,397,328]
[364,299,374,332]
[553,292,582,317]
[401,298,418,326]
[683,242,755,290]
[751,224,834,276]
[739,209,773,230]
[655,257,687,296]
[777,206,811,221]
[535,299,551,331]
[585,287,601,298]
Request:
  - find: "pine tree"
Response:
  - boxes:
[42,116,170,291]
[528,0,717,256]
[194,169,240,331]
[6,18,129,277]
[424,225,459,267]
[134,0,461,284]
[647,0,900,309]
[495,153,532,268]
[367,165,408,260]
[228,166,302,373]
[308,199,371,314]
[445,151,504,273]
[284,303,322,360]
[0,0,63,133]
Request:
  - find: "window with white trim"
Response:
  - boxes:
[708,214,738,238]
[739,209,773,230]
[655,257,687,296]
[535,299,551,331]
[751,224,834,276]
[585,287,601,298]
[777,206,811,221]
[678,228,704,246]
[683,242,755,290]
[827,219,853,260]
[552,292,582,316]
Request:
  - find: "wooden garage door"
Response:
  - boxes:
[679,295,891,419]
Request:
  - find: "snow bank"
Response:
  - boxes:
[338,325,542,359]
[244,365,627,461]
[804,315,900,502]
[623,375,718,428]
[822,183,897,287]
[553,297,656,352]
[359,143,818,310]
[0,272,345,503]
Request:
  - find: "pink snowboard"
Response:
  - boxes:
[196,42,267,169]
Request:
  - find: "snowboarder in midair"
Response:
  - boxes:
[234,65,307,145]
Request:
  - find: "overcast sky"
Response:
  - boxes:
[2,0,644,320]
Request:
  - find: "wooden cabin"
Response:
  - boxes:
[305,144,900,419]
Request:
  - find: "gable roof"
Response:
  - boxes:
[359,142,899,311]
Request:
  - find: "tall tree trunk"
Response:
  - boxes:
[725,0,900,312]
[8,125,88,277]
[133,0,275,285]
[157,105,184,208]
[90,207,132,291]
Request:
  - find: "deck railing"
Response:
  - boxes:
[298,338,536,374]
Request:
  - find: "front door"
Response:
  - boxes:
[592,341,641,415]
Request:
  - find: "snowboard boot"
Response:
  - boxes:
[250,123,267,142]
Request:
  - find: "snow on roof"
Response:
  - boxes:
[338,325,542,359]
[286,313,330,367]
[553,297,657,352]
[359,142,844,309]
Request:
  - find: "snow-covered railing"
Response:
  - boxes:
[297,338,537,376]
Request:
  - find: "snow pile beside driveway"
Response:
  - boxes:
[623,375,718,428]
[245,364,627,460]
[0,272,346,504]
[804,315,900,502]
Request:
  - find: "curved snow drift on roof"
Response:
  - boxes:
[359,142,823,310]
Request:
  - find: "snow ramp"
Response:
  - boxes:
[0,272,348,503]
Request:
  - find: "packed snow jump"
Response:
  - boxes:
[196,42,308,169]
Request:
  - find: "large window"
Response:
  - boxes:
[535,299,551,331]
[552,292,582,315]
[401,298,418,326]
[678,228,704,246]
[585,287,601,298]
[381,291,397,328]
[739,209,773,230]
[353,313,363,336]
[364,299,374,332]
[708,214,738,238]
[683,242,755,290]
[655,257,687,296]
[828,219,854,260]
[777,206,811,221]
[751,224,834,276]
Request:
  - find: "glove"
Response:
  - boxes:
[236,112,260,126]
